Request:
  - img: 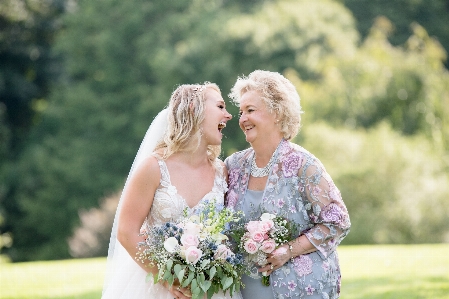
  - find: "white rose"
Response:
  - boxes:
[210,233,228,244]
[163,237,179,253]
[184,222,202,236]
[260,213,276,221]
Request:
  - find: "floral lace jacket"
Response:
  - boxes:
[225,140,351,298]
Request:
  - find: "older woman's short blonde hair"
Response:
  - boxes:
[155,82,221,161]
[229,70,303,140]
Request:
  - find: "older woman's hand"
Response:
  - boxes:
[259,244,291,276]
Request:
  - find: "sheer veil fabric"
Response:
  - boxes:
[102,109,168,298]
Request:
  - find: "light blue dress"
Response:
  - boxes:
[225,140,351,299]
[240,189,275,299]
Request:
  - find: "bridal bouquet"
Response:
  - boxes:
[137,199,244,299]
[240,213,295,286]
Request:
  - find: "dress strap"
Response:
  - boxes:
[212,158,228,194]
[151,154,171,188]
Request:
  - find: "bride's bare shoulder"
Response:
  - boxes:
[132,155,161,183]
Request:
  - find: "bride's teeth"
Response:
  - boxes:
[218,122,226,130]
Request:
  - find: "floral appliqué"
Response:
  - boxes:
[293,255,313,277]
[281,151,303,178]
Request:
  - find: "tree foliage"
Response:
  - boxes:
[341,0,449,67]
[1,0,449,261]
[291,17,449,151]
[299,122,449,244]
[0,0,65,151]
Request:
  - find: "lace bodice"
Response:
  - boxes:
[146,157,228,226]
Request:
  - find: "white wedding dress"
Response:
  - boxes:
[102,156,243,299]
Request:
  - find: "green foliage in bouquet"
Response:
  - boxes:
[138,199,244,299]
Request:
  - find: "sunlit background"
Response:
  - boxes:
[0,0,448,298]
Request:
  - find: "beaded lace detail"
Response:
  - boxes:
[145,157,227,226]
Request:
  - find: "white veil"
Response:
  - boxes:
[102,108,168,297]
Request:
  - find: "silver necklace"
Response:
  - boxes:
[251,151,277,177]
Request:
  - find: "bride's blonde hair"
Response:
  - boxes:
[155,83,221,161]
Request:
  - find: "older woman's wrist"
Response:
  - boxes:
[289,238,309,259]
[288,242,295,262]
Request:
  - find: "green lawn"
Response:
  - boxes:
[1,244,448,299]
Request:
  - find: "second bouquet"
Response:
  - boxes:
[239,212,296,286]
[137,199,244,299]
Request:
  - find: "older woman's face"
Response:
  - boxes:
[238,90,279,144]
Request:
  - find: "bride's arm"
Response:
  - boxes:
[117,156,161,275]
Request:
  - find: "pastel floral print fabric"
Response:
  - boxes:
[225,140,350,299]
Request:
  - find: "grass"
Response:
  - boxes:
[0,244,448,299]
[339,244,449,299]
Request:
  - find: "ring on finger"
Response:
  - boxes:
[270,264,274,270]
[177,286,181,291]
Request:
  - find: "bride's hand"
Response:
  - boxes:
[162,280,192,299]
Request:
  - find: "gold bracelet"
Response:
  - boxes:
[288,242,294,263]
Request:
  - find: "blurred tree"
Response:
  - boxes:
[298,122,449,244]
[340,0,449,67]
[0,0,65,151]
[225,0,359,80]
[0,0,66,260]
[4,0,273,261]
[4,0,449,261]
[290,17,449,153]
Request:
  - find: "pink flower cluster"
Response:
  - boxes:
[242,213,278,264]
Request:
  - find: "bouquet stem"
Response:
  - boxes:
[262,275,270,286]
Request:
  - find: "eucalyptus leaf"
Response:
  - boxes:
[146,273,153,283]
[201,280,212,292]
[166,260,173,271]
[200,259,210,269]
[174,264,182,275]
[162,269,171,280]
[222,276,233,290]
[167,274,174,286]
[177,269,185,283]
[209,266,216,280]
[182,271,195,287]
[198,273,206,285]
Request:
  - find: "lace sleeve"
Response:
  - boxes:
[300,158,351,259]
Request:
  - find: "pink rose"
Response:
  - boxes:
[244,239,259,254]
[185,247,203,264]
[214,244,232,261]
[251,231,266,243]
[180,234,199,248]
[259,220,274,232]
[260,239,276,253]
[246,221,260,234]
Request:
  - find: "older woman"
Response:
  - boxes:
[225,70,350,299]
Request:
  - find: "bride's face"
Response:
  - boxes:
[200,88,232,146]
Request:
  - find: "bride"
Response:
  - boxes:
[102,82,242,299]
